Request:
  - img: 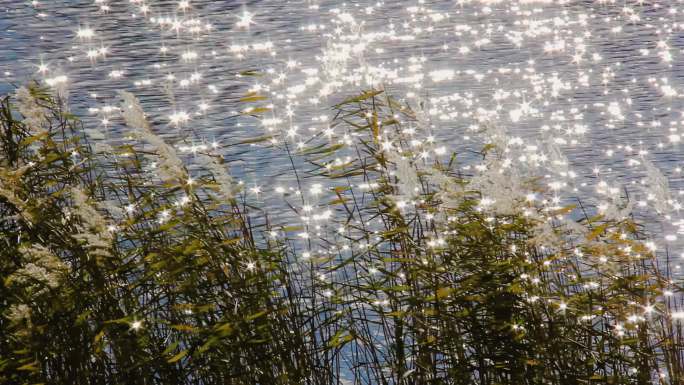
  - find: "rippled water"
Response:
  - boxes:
[4,0,684,252]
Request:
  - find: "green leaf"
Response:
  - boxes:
[328,329,353,348]
[162,341,180,356]
[198,336,219,353]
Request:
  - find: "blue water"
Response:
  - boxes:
[3,0,684,246]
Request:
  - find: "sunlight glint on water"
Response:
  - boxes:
[3,0,684,268]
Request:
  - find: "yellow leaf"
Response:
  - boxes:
[17,361,39,372]
[167,350,188,363]
[93,330,105,344]
[587,223,608,241]
[239,93,268,102]
[171,324,198,333]
[241,107,271,115]
[436,287,453,299]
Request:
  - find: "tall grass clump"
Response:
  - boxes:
[299,89,684,384]
[0,84,313,384]
[0,84,682,384]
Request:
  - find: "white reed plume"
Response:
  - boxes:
[119,91,187,183]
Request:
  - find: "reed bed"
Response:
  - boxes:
[1,84,682,384]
